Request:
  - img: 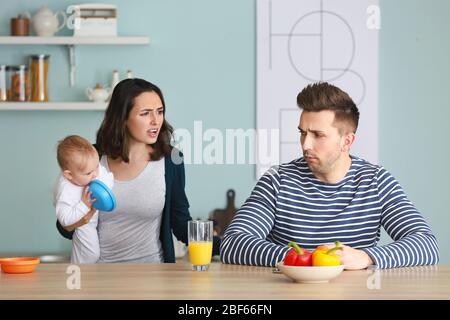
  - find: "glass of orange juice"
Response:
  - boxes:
[188,220,213,271]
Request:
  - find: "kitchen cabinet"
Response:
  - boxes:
[0,36,149,111]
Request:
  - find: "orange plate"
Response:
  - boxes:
[0,257,40,274]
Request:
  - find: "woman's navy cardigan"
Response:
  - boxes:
[56,152,220,262]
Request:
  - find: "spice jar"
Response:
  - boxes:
[0,65,6,101]
[30,54,50,102]
[11,14,30,36]
[6,65,30,102]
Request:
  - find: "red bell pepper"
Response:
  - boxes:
[284,242,313,266]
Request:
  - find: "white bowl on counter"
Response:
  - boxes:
[276,262,345,283]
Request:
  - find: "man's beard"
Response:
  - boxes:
[308,161,327,175]
[306,153,340,176]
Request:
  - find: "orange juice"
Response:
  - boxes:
[188,241,213,265]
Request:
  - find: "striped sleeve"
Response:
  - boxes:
[361,167,440,268]
[220,167,291,266]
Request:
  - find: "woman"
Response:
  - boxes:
[57,78,219,262]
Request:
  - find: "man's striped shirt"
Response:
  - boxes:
[220,156,439,268]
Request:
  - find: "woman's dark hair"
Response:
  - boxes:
[96,78,173,162]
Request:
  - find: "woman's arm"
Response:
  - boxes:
[170,157,192,244]
[56,220,73,239]
[56,207,97,239]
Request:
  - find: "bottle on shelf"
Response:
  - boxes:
[6,65,30,102]
[111,70,119,90]
[0,65,6,101]
[106,69,120,102]
[126,70,133,79]
[30,54,50,102]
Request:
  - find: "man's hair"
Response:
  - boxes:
[297,82,360,133]
[57,135,97,170]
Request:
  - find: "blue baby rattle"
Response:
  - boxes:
[88,180,117,212]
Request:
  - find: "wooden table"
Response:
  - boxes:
[1,261,449,300]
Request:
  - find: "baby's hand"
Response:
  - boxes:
[81,185,96,208]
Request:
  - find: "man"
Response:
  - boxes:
[220,82,439,269]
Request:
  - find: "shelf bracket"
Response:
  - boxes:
[68,45,76,87]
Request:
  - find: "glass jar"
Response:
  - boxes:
[0,65,6,101]
[6,65,30,102]
[30,54,50,102]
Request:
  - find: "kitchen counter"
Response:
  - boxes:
[1,261,449,300]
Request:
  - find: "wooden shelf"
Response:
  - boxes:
[0,35,149,87]
[0,102,107,111]
[0,36,149,45]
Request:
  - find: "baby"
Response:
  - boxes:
[53,135,114,264]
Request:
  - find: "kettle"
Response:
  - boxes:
[86,84,112,102]
[29,6,66,37]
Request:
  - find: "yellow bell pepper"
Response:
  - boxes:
[312,241,343,266]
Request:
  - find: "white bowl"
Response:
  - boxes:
[276,262,345,283]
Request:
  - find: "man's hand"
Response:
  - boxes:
[324,242,374,270]
[81,185,96,208]
[63,207,97,232]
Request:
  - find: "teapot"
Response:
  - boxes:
[29,6,66,37]
[86,84,112,102]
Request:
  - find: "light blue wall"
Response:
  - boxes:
[0,0,449,263]
[377,0,450,259]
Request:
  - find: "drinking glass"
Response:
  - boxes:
[188,220,213,271]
